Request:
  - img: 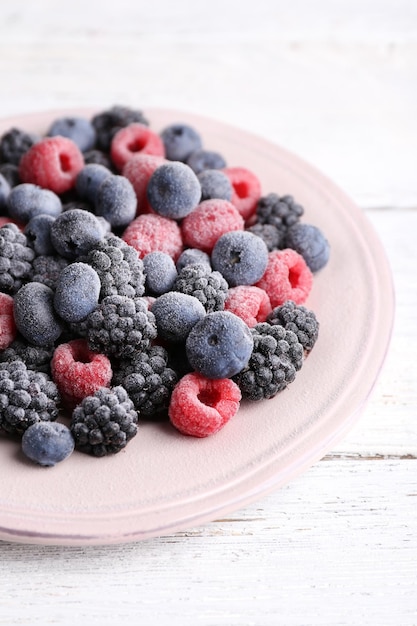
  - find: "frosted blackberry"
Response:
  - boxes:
[80,234,145,301]
[85,295,157,358]
[173,262,228,313]
[247,223,283,251]
[70,385,138,456]
[267,300,319,353]
[113,345,178,419]
[0,223,35,293]
[233,323,304,401]
[0,127,39,166]
[0,360,60,436]
[0,164,20,188]
[28,254,69,290]
[0,337,54,375]
[83,148,113,170]
[92,105,149,152]
[255,193,304,236]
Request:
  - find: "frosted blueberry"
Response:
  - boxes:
[54,262,101,323]
[22,422,75,467]
[211,230,269,286]
[143,251,178,296]
[47,116,96,152]
[14,282,64,346]
[7,183,62,223]
[95,175,137,228]
[160,123,202,162]
[76,163,112,203]
[24,214,55,256]
[284,223,330,272]
[147,162,201,220]
[151,291,206,342]
[50,209,103,259]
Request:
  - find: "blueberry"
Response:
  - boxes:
[24,214,55,256]
[186,149,227,174]
[95,175,137,228]
[7,183,62,223]
[76,164,112,203]
[176,248,211,273]
[151,291,206,342]
[47,116,96,152]
[197,169,233,201]
[143,251,178,296]
[160,123,202,162]
[14,282,64,346]
[186,311,253,379]
[147,162,201,220]
[54,262,101,323]
[22,422,75,467]
[0,173,11,213]
[50,209,103,259]
[211,230,269,286]
[285,223,330,272]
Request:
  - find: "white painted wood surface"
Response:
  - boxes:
[0,2,416,624]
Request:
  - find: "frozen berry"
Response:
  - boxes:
[7,183,62,223]
[94,174,137,228]
[197,169,232,201]
[24,214,56,256]
[28,254,69,290]
[267,300,319,353]
[92,105,149,152]
[186,310,254,379]
[50,209,103,260]
[0,292,17,350]
[122,213,183,260]
[19,136,84,194]
[75,163,112,203]
[176,248,211,272]
[160,123,202,162]
[14,282,64,346]
[284,223,330,272]
[255,193,304,234]
[173,262,228,313]
[247,223,283,251]
[110,123,165,171]
[122,153,165,214]
[54,262,101,323]
[147,161,201,220]
[0,164,20,189]
[181,198,244,254]
[0,338,54,375]
[0,127,39,166]
[51,338,112,409]
[151,291,206,342]
[222,166,261,223]
[22,421,75,467]
[255,248,313,307]
[143,251,178,296]
[47,116,96,152]
[0,223,35,293]
[211,230,269,286]
[0,173,11,212]
[186,149,227,174]
[169,372,241,437]
[224,285,272,327]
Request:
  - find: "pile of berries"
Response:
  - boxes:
[0,105,328,467]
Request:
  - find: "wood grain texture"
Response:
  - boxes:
[0,1,416,624]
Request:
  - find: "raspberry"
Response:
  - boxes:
[255,248,313,308]
[70,385,138,456]
[222,166,261,223]
[173,262,228,313]
[233,323,303,401]
[0,292,17,350]
[168,372,241,437]
[51,339,113,409]
[224,286,272,328]
[110,123,165,171]
[19,136,84,195]
[122,153,165,214]
[92,105,149,152]
[267,300,319,353]
[181,199,244,253]
[0,360,60,436]
[122,213,183,260]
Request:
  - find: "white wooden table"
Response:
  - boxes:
[0,2,416,624]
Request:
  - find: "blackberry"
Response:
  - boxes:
[247,223,283,251]
[173,262,228,313]
[92,105,149,152]
[80,234,145,301]
[0,360,60,436]
[255,193,304,237]
[28,254,69,290]
[267,300,319,353]
[85,295,157,358]
[70,385,138,456]
[83,148,113,170]
[0,223,35,293]
[0,163,20,188]
[0,127,39,166]
[113,345,178,420]
[0,337,54,375]
[233,323,304,401]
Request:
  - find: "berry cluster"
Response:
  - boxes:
[0,106,330,465]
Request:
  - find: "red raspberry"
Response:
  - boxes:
[222,166,261,223]
[122,153,165,215]
[255,248,313,308]
[181,199,244,253]
[169,372,241,438]
[224,285,272,327]
[0,293,17,350]
[122,213,183,260]
[110,123,165,171]
[51,339,112,409]
[19,136,84,194]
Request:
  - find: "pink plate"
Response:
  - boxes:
[0,109,394,545]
